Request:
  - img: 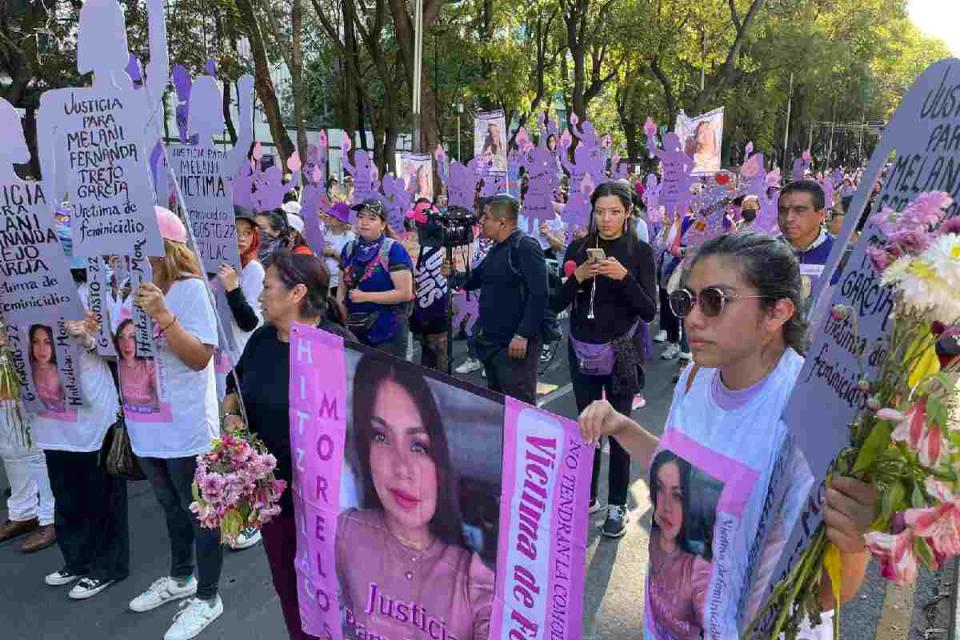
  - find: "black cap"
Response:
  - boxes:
[234,205,257,223]
[351,198,385,218]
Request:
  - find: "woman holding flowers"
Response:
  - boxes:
[579,232,877,639]
[221,250,351,640]
[126,206,224,640]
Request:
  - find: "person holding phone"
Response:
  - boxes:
[552,181,657,537]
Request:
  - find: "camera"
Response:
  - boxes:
[416,205,479,249]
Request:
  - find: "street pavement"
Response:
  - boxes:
[0,328,950,639]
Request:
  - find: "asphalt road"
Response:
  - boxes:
[0,328,949,639]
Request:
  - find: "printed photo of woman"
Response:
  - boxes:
[336,353,495,640]
[646,450,716,640]
[29,325,65,413]
[114,319,160,413]
[683,119,721,174]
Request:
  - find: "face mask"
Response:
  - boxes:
[258,234,283,262]
[741,208,757,223]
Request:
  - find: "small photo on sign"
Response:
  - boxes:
[647,449,724,640]
[29,324,65,414]
[114,318,160,414]
[337,347,502,640]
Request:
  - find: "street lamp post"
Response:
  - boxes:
[412,0,424,153]
[456,102,463,161]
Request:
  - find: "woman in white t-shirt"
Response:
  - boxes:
[126,207,224,640]
[320,201,356,295]
[30,290,126,601]
[579,232,877,639]
[215,209,265,358]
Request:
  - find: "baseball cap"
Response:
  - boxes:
[286,213,305,234]
[325,202,352,224]
[234,205,257,224]
[155,206,187,243]
[351,198,385,218]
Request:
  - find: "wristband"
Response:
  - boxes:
[159,316,177,333]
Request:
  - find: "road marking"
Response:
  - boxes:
[875,580,916,640]
[537,382,573,407]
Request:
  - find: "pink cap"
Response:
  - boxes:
[155,206,187,243]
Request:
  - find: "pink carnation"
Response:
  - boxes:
[940,217,960,236]
[199,473,227,503]
[865,246,889,272]
[889,228,933,255]
[898,191,951,231]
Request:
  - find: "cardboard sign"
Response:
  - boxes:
[6,321,83,419]
[475,110,508,173]
[36,0,169,258]
[289,326,592,640]
[748,58,960,632]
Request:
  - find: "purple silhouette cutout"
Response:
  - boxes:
[299,139,329,254]
[444,161,478,209]
[791,149,812,181]
[381,174,412,235]
[341,137,380,205]
[520,140,561,232]
[452,291,479,335]
[645,117,694,223]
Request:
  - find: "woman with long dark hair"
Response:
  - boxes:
[221,250,350,639]
[336,353,493,640]
[580,232,878,638]
[552,180,658,538]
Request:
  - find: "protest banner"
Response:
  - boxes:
[36,0,168,258]
[288,325,592,640]
[745,58,960,633]
[5,321,83,420]
[84,256,116,357]
[675,108,724,175]
[646,118,695,222]
[0,98,84,327]
[475,110,508,173]
[399,152,435,200]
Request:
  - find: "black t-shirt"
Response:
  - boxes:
[228,321,352,517]
[553,234,658,343]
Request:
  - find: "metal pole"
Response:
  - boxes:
[412,0,424,153]
[827,98,837,167]
[857,108,866,166]
[456,103,462,161]
[782,72,794,170]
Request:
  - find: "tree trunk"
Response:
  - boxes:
[290,0,308,155]
[234,0,294,165]
[222,80,238,145]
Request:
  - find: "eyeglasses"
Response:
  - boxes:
[668,287,771,318]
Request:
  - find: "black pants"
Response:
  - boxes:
[568,343,633,507]
[140,456,223,600]
[659,286,681,344]
[44,449,130,581]
[482,337,540,405]
[416,331,448,372]
[370,319,410,360]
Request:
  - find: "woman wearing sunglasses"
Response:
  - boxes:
[553,180,658,538]
[579,232,876,638]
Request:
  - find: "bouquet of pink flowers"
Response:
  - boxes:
[749,192,960,639]
[190,432,286,545]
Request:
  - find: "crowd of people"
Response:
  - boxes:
[0,147,916,640]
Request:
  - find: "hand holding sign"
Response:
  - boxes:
[134,282,170,324]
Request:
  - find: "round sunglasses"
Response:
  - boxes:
[668,287,772,318]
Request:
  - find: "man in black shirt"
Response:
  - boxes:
[444,194,548,404]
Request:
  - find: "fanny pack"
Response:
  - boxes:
[346,311,381,337]
[570,320,639,376]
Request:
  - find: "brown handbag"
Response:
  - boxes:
[101,412,145,481]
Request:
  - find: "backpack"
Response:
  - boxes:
[343,237,413,319]
[504,232,561,343]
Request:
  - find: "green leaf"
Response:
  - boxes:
[926,396,948,429]
[881,482,906,520]
[914,536,935,569]
[853,422,894,476]
[911,483,927,508]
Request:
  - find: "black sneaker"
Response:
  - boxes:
[69,577,115,600]
[601,505,627,538]
[45,568,80,587]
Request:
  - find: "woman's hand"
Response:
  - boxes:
[579,399,621,445]
[574,260,601,284]
[824,476,878,554]
[217,264,240,292]
[596,257,628,281]
[348,288,368,304]
[134,283,173,325]
[440,259,453,278]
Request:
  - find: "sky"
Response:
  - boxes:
[908,0,960,56]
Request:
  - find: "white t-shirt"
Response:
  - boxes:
[636,217,650,244]
[230,260,265,357]
[324,230,355,289]
[127,277,220,459]
[644,349,828,639]
[30,285,121,453]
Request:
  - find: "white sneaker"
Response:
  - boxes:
[661,343,680,360]
[45,568,80,587]
[454,358,483,374]
[228,527,261,551]
[678,349,693,362]
[164,596,224,640]
[588,498,603,515]
[69,577,115,600]
[653,329,668,343]
[130,576,198,613]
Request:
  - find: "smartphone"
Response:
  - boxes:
[586,248,606,263]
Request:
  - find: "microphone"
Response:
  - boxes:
[563,260,577,278]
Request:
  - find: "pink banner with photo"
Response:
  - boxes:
[290,325,593,640]
[490,398,592,640]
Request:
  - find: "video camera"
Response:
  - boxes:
[415,205,479,249]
